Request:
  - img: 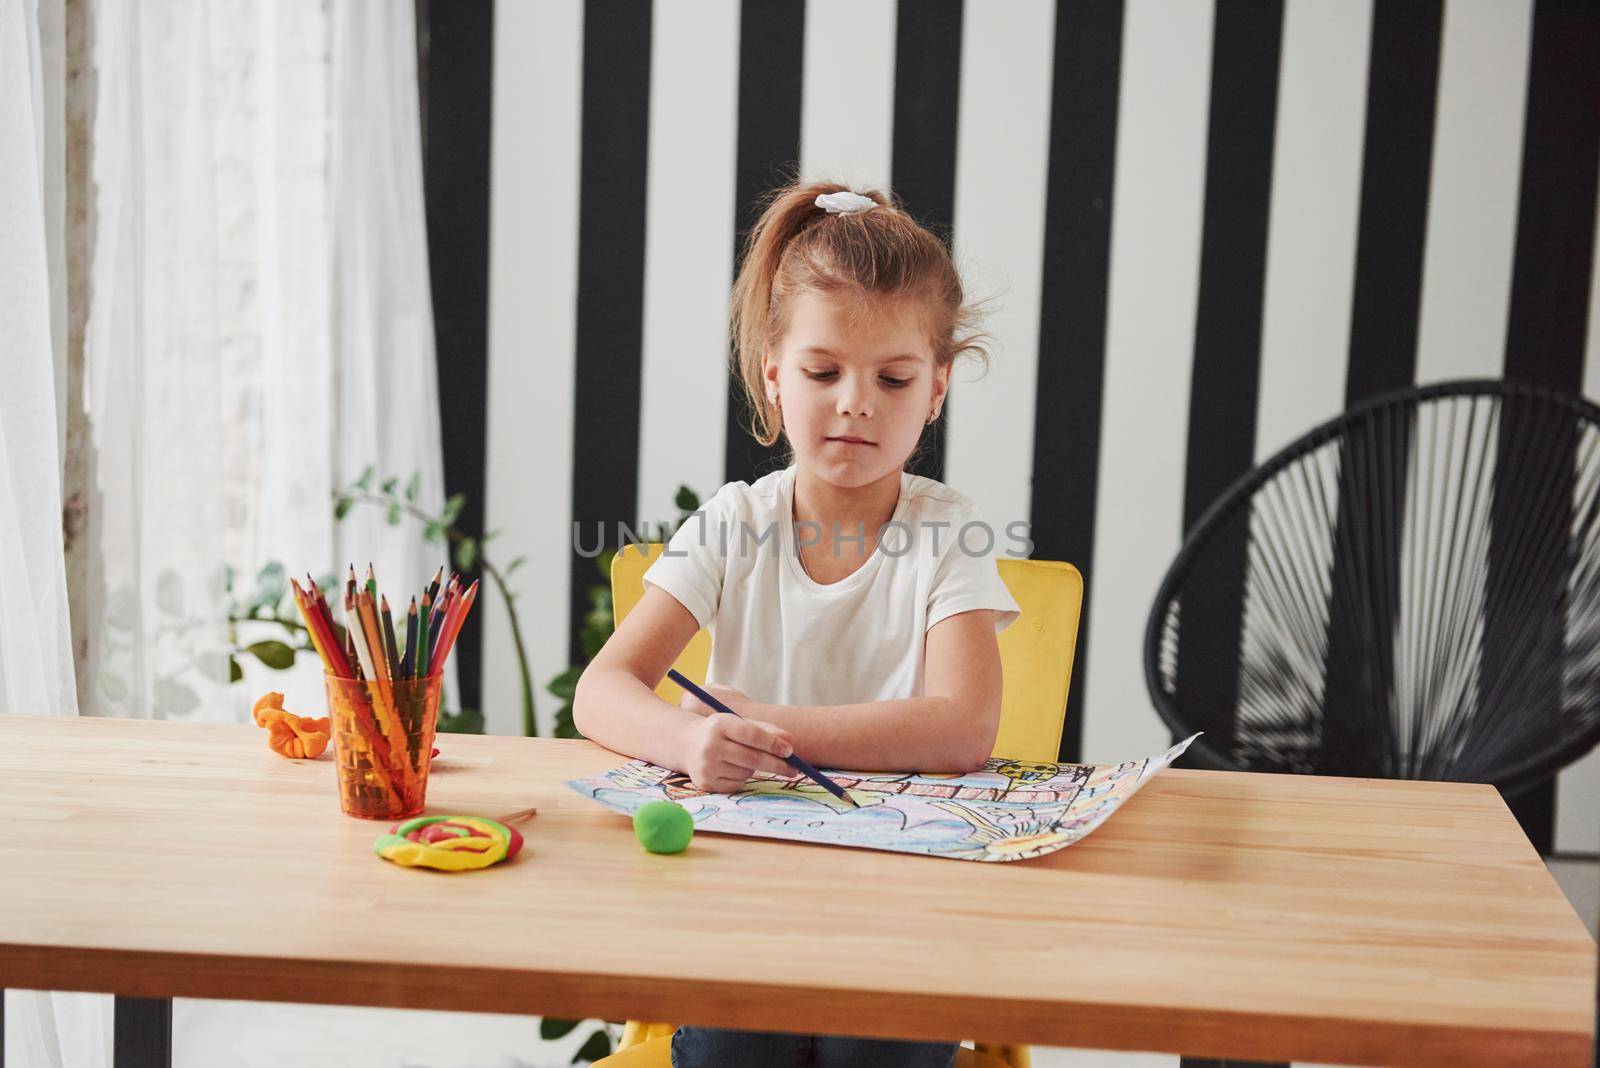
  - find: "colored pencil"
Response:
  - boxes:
[421,587,433,641]
[358,592,389,685]
[307,575,353,678]
[416,593,431,678]
[667,668,858,807]
[346,594,376,682]
[289,580,331,670]
[298,577,394,767]
[433,576,445,618]
[430,580,477,674]
[428,583,449,659]
[401,598,418,679]
[431,577,458,657]
[430,584,458,668]
[357,587,411,756]
[296,562,475,681]
[381,596,400,677]
[311,586,349,677]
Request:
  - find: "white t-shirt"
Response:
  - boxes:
[642,463,1021,707]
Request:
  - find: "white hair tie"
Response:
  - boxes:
[815,190,878,216]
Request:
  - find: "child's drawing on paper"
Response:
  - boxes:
[568,733,1200,862]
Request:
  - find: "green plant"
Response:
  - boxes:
[540,1017,619,1064]
[224,561,328,682]
[546,485,702,739]
[333,467,534,736]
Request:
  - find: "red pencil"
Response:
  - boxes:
[309,575,354,677]
[429,580,478,675]
[307,576,350,677]
[289,580,328,670]
[292,578,348,679]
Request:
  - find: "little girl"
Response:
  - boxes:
[573,180,1021,1068]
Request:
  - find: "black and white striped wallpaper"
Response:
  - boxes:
[426,0,1600,857]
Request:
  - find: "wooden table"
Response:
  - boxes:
[0,715,1593,1067]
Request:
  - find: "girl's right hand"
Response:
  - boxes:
[680,714,798,793]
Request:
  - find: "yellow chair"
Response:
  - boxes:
[595,544,1085,1068]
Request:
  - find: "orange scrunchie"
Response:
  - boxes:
[253,692,331,760]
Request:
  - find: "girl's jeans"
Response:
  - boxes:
[670,1025,958,1068]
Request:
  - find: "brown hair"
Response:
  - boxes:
[730,177,991,451]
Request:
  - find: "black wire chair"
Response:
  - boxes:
[1145,380,1600,797]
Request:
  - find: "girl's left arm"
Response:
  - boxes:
[693,609,1002,772]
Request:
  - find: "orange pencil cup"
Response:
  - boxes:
[326,674,442,819]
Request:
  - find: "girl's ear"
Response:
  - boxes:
[762,354,781,404]
[931,360,952,407]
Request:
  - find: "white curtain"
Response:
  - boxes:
[0,0,74,715]
[83,0,448,722]
[83,0,233,722]
[331,0,453,619]
[250,0,337,588]
[1,0,112,1063]
[4,0,450,1063]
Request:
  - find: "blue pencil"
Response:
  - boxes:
[667,669,858,808]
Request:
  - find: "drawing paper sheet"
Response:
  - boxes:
[567,734,1200,862]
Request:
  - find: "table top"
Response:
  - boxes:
[0,715,1593,1066]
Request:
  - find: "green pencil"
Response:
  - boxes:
[380,596,400,677]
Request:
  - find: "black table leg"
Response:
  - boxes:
[114,997,172,1068]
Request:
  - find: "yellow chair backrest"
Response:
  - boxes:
[609,544,1082,762]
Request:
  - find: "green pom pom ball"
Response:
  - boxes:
[634,800,694,854]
